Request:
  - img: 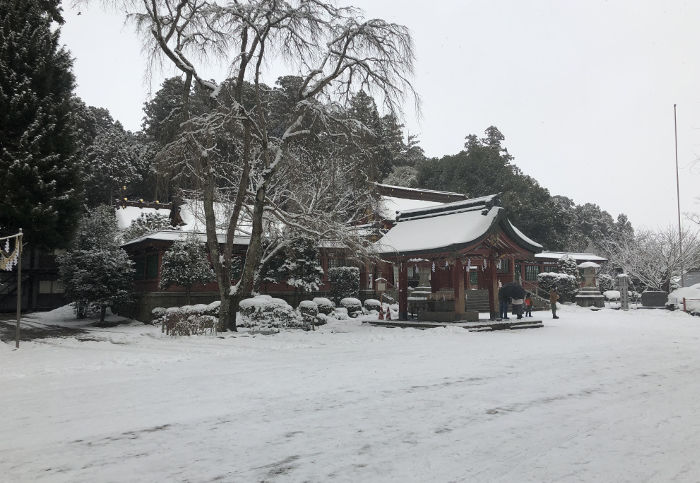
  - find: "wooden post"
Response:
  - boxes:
[15,230,23,349]
[488,255,498,320]
[453,257,465,315]
[398,260,408,320]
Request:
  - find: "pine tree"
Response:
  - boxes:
[159,236,214,304]
[58,206,135,322]
[0,0,82,247]
[122,212,173,242]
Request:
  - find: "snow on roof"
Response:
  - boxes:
[178,199,251,232]
[376,205,501,254]
[578,261,601,269]
[375,183,466,198]
[378,196,444,220]
[535,252,607,262]
[115,206,171,230]
[121,229,250,247]
[396,194,500,222]
[508,221,543,250]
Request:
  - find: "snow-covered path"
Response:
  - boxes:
[2,306,700,482]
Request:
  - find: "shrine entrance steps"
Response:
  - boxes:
[366,319,543,332]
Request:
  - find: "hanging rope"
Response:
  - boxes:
[0,236,20,271]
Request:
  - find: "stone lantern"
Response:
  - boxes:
[575,261,604,308]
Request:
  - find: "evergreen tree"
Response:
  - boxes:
[58,206,134,322]
[122,212,173,242]
[273,237,324,293]
[0,0,81,247]
[159,236,215,304]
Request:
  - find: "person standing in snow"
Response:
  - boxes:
[550,286,560,319]
[524,293,533,317]
[498,286,510,320]
[511,296,524,319]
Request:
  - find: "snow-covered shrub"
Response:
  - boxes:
[603,290,621,301]
[363,298,381,312]
[161,305,217,336]
[340,297,363,318]
[315,313,328,326]
[333,307,349,320]
[329,266,360,304]
[151,307,166,325]
[597,274,615,292]
[266,237,324,293]
[537,272,579,302]
[667,283,700,314]
[312,297,335,315]
[203,300,220,317]
[122,212,173,242]
[298,300,319,325]
[238,295,304,329]
[160,236,214,304]
[557,255,581,280]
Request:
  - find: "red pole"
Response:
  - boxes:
[683,297,687,312]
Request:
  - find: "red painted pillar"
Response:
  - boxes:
[488,255,498,320]
[453,258,465,315]
[399,260,408,320]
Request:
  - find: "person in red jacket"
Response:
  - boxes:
[524,293,533,317]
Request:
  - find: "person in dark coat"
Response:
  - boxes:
[498,286,510,320]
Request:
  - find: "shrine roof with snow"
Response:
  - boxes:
[374,194,542,257]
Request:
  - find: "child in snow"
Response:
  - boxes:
[511,297,524,319]
[525,293,533,317]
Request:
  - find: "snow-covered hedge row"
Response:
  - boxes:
[238,295,305,330]
[537,272,579,302]
[152,302,219,336]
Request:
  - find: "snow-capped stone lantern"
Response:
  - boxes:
[575,261,604,308]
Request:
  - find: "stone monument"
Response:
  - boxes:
[575,261,605,308]
[616,273,630,310]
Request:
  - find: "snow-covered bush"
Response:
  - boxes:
[557,255,581,280]
[298,300,319,325]
[203,300,220,317]
[603,290,621,301]
[160,236,214,304]
[667,283,700,314]
[267,237,325,293]
[537,272,579,302]
[122,212,173,242]
[161,305,217,336]
[238,295,304,329]
[363,298,381,312]
[312,297,335,315]
[151,307,166,325]
[329,266,360,304]
[597,274,615,292]
[340,297,362,318]
[333,307,349,320]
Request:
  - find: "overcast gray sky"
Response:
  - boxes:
[61,0,700,231]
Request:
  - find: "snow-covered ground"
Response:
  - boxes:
[2,305,700,482]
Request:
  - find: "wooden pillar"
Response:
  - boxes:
[398,260,408,320]
[453,257,465,315]
[488,254,498,320]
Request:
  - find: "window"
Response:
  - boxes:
[525,265,540,281]
[497,258,510,274]
[39,280,64,294]
[327,254,346,270]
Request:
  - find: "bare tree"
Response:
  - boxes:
[601,226,700,292]
[121,0,416,330]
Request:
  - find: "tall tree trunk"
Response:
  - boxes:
[238,185,267,300]
[100,305,107,323]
